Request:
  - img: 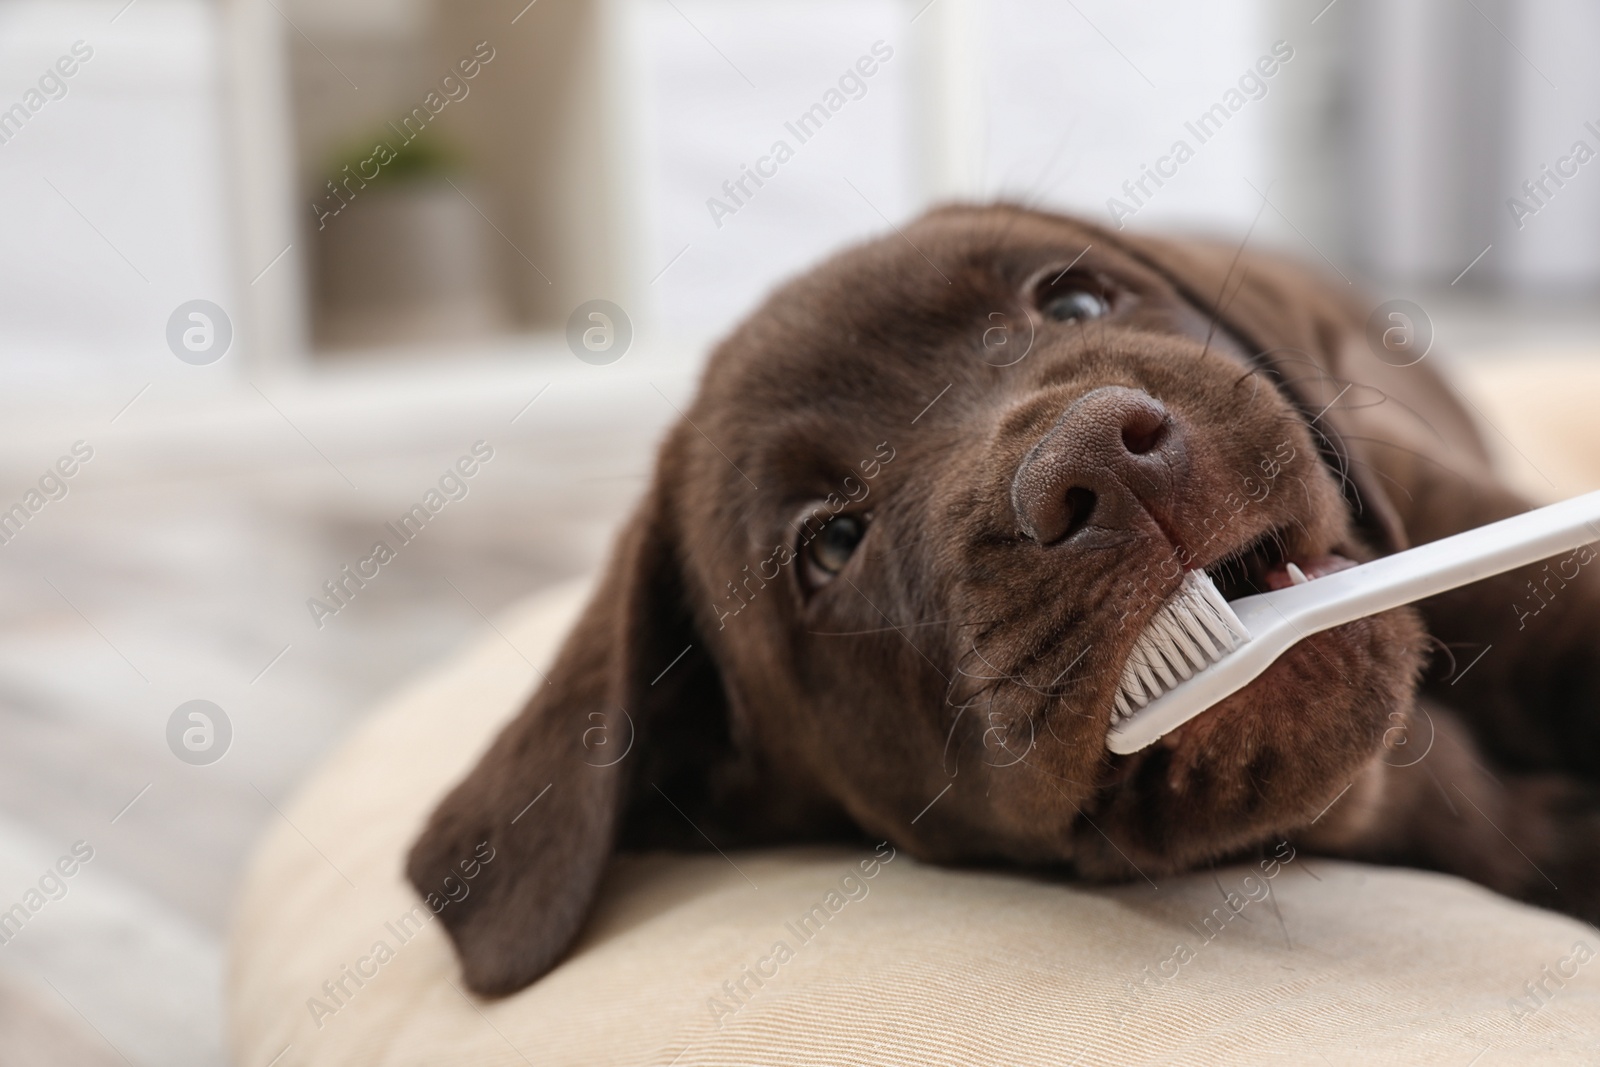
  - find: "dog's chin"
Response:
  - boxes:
[1066,600,1422,878]
[1087,515,1422,832]
[1111,597,1420,837]
[1152,611,1404,760]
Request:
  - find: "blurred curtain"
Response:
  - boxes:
[1345,0,1600,293]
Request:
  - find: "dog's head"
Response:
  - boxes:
[409,204,1427,995]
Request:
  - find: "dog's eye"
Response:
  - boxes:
[804,514,866,586]
[1043,288,1108,323]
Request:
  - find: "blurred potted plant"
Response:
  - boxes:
[311,134,510,352]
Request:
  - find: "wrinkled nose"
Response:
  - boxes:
[1010,386,1184,545]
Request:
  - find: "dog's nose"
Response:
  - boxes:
[1010,386,1183,544]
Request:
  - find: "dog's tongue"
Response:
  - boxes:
[1261,553,1357,591]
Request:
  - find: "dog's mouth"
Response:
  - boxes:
[1200,527,1357,602]
[1104,526,1360,745]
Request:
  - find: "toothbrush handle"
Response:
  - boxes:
[1109,491,1600,756]
[1261,489,1600,632]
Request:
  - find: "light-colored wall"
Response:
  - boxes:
[0,0,240,397]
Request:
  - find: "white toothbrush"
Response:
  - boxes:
[1106,489,1600,755]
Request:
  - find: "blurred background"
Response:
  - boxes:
[1,0,1597,1061]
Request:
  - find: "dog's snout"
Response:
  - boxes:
[1010,386,1183,545]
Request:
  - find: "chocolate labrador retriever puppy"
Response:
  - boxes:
[411,204,1600,995]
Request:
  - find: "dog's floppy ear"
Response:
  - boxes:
[405,452,736,996]
[1112,231,1411,552]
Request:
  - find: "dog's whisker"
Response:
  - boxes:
[1302,417,1358,502]
[1230,367,1268,405]
[1336,454,1416,505]
[1416,632,1461,681]
[808,618,954,637]
[1043,699,1096,750]
[965,641,1033,682]
[1287,474,1316,511]
[940,703,969,778]
[966,639,1080,696]
[1196,200,1268,366]
[1281,511,1315,546]
[954,665,1009,684]
[1337,435,1480,497]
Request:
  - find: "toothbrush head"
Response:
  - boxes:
[1109,569,1249,739]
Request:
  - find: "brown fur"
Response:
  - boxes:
[408,205,1600,996]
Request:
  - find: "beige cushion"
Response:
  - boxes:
[1458,356,1600,499]
[230,360,1600,1066]
[229,589,1600,1066]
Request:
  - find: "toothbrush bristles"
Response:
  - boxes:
[1111,570,1248,723]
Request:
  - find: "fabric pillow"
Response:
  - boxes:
[228,578,1600,1066]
